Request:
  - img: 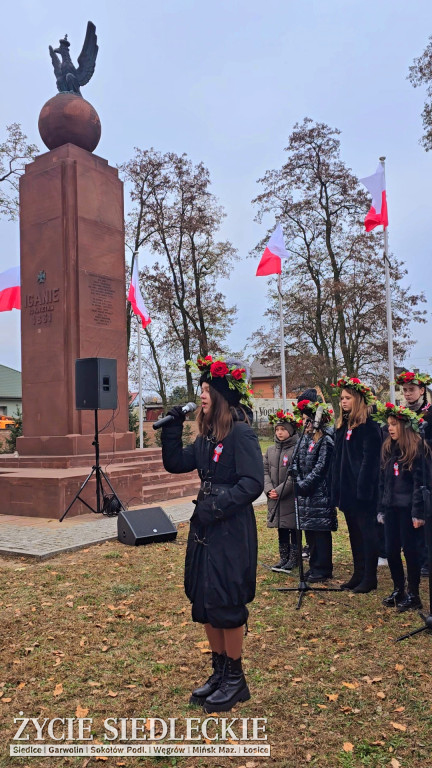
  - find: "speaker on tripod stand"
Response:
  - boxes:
[59,358,124,522]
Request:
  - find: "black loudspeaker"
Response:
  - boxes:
[117,507,178,546]
[75,358,118,410]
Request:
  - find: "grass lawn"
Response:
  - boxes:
[0,507,430,768]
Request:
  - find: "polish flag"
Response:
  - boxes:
[127,260,151,327]
[0,266,20,311]
[359,163,388,232]
[256,224,290,276]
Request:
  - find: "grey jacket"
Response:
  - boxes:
[264,434,298,528]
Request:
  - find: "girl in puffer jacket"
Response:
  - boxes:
[294,399,337,582]
[374,402,430,613]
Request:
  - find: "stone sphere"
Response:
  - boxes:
[38,93,101,152]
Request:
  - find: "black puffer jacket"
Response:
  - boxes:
[330,415,382,514]
[297,433,337,531]
[379,441,427,519]
[161,410,264,629]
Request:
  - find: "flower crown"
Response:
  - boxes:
[294,399,334,426]
[330,376,376,406]
[395,371,432,387]
[373,402,425,432]
[188,355,254,408]
[268,409,303,428]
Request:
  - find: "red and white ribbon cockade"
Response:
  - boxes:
[213,444,224,463]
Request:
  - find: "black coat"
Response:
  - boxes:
[297,433,337,531]
[379,441,426,519]
[330,416,382,514]
[263,434,298,529]
[161,413,264,628]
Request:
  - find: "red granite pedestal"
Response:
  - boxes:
[0,141,151,517]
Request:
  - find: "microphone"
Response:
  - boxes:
[152,402,197,430]
[313,405,324,429]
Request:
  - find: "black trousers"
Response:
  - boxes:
[343,507,378,585]
[305,530,333,578]
[278,528,296,546]
[384,506,422,594]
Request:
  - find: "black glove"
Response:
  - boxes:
[167,405,186,424]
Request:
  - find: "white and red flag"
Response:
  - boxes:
[127,260,151,327]
[0,266,20,311]
[256,223,290,276]
[359,163,388,232]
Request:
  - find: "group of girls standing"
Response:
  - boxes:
[264,372,432,613]
[160,356,431,714]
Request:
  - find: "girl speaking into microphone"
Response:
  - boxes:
[161,356,264,713]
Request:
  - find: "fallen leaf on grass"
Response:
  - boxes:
[394,706,405,712]
[200,648,212,654]
[342,681,359,689]
[194,641,209,648]
[75,704,89,718]
[2,698,12,703]
[88,681,101,687]
[391,722,407,732]
[17,682,25,690]
[376,691,386,699]
[108,691,118,698]
[395,664,404,672]
[343,742,354,752]
[317,704,327,709]
[390,759,401,768]
[53,683,63,697]
[325,693,339,701]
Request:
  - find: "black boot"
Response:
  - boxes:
[397,592,422,613]
[382,587,406,608]
[283,542,299,572]
[271,542,291,572]
[340,572,363,590]
[203,655,250,713]
[189,651,226,705]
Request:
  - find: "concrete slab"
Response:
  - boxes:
[0,494,267,560]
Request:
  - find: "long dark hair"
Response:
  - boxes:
[197,385,250,441]
[382,416,429,471]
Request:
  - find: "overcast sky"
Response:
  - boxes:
[1,0,432,377]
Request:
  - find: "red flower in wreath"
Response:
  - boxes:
[276,409,285,418]
[204,355,213,362]
[210,361,229,377]
[350,377,361,384]
[231,368,245,381]
[296,399,311,411]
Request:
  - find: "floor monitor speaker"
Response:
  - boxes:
[117,507,177,546]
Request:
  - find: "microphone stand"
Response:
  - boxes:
[397,422,432,641]
[274,419,342,610]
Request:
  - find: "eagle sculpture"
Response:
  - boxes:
[49,21,98,96]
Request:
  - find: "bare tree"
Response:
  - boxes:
[0,124,38,220]
[251,119,426,401]
[408,36,432,150]
[120,149,238,400]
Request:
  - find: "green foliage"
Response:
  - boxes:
[3,406,22,453]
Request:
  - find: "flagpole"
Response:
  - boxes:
[380,157,396,403]
[133,250,144,449]
[278,273,287,409]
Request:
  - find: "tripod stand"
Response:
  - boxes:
[60,409,125,522]
[397,424,432,641]
[273,421,342,609]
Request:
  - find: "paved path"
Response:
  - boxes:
[0,493,267,560]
